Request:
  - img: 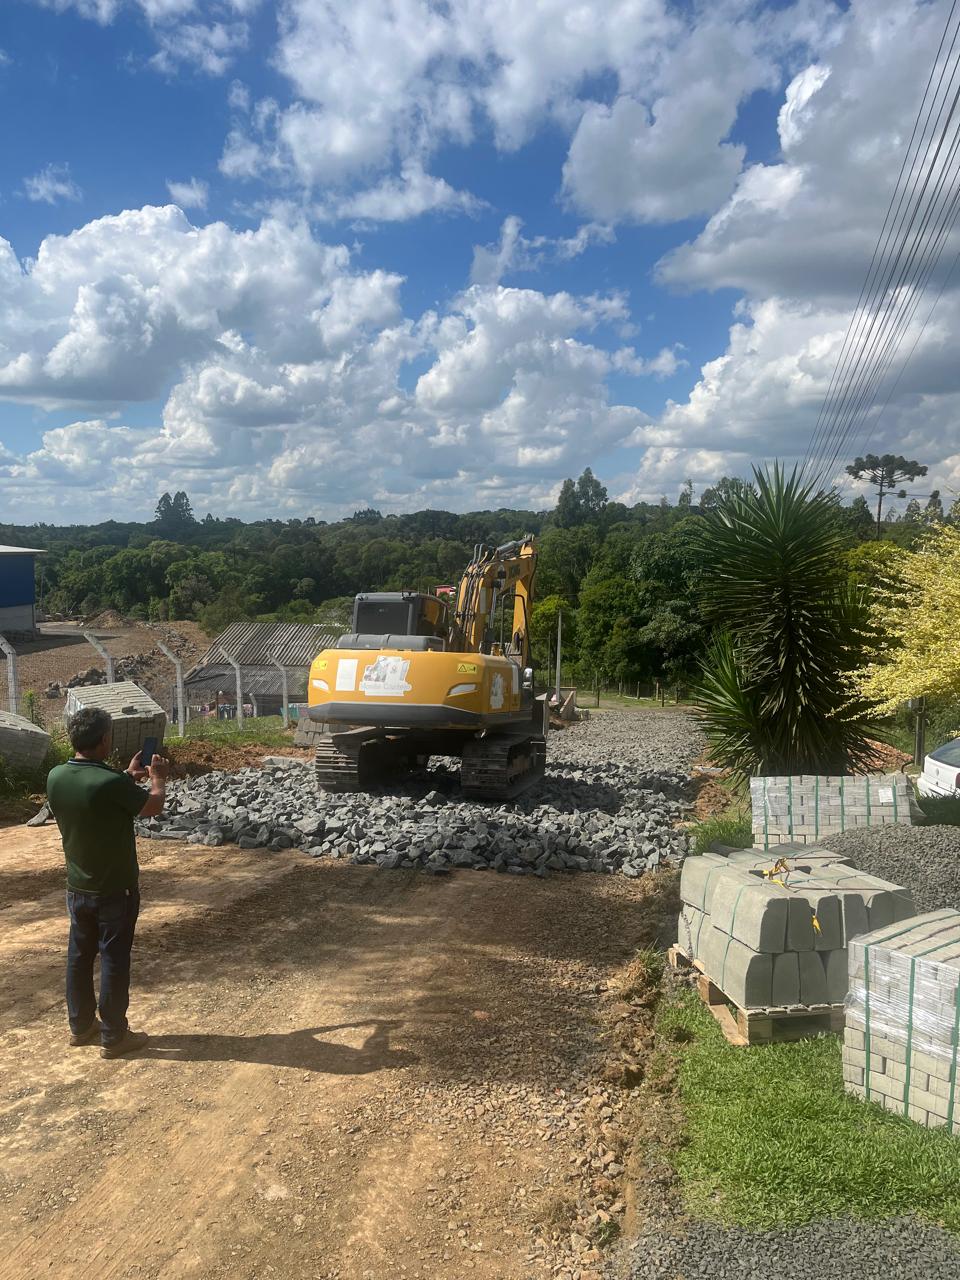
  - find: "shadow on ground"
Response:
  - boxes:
[141,1019,416,1074]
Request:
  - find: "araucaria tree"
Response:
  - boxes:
[854,524,960,711]
[845,454,927,538]
[694,465,876,780]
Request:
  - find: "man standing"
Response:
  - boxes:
[47,708,170,1059]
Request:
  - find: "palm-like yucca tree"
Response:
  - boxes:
[694,464,875,780]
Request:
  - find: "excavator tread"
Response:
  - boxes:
[314,736,362,792]
[460,732,546,801]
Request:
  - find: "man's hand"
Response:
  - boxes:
[126,750,148,781]
[138,755,171,819]
[149,754,171,782]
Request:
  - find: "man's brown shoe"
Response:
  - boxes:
[69,1020,102,1046]
[100,1030,149,1059]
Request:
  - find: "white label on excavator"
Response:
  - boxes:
[335,658,358,692]
[490,672,505,709]
[360,655,411,697]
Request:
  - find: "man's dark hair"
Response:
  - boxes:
[67,707,113,752]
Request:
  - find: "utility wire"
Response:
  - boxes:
[805,0,960,480]
[805,0,960,469]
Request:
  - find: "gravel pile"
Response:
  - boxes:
[618,1216,960,1280]
[141,709,704,878]
[826,824,960,913]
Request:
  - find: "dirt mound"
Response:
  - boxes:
[84,608,126,628]
[862,739,912,772]
[165,737,314,776]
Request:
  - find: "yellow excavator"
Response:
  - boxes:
[305,537,547,799]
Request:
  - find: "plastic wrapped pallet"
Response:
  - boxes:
[65,681,166,761]
[677,848,916,1013]
[750,774,914,848]
[0,710,51,773]
[844,910,960,1132]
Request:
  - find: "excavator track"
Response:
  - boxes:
[314,736,363,792]
[315,731,419,792]
[460,731,546,801]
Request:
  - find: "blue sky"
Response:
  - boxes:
[0,0,957,523]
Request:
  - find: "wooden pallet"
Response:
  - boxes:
[667,944,845,1047]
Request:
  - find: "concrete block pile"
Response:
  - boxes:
[844,910,960,1133]
[679,849,916,1012]
[65,681,166,760]
[750,774,914,848]
[0,710,51,773]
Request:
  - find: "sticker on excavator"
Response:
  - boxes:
[360,655,412,697]
[335,658,358,691]
[457,662,478,674]
[489,672,505,710]
[315,660,328,671]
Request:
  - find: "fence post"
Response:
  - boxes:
[675,682,680,704]
[0,634,19,715]
[221,646,243,725]
[914,696,926,765]
[82,631,115,683]
[154,638,186,737]
[269,653,290,728]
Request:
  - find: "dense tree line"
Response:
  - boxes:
[1,469,946,686]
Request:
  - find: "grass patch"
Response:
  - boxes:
[657,991,960,1230]
[178,716,294,749]
[690,811,753,854]
[0,727,72,820]
[917,794,960,827]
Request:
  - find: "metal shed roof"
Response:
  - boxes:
[184,621,338,698]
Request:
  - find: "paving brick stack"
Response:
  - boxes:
[844,910,960,1133]
[750,774,914,848]
[65,680,166,760]
[678,849,916,1012]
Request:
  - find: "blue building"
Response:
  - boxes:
[0,545,45,638]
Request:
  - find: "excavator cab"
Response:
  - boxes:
[338,592,449,651]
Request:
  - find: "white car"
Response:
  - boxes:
[917,737,960,798]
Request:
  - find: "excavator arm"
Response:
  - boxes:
[452,537,537,662]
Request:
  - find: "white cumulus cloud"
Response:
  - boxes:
[23,162,82,204]
[0,206,648,518]
[166,177,209,208]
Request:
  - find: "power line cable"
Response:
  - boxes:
[805,0,960,468]
[805,0,960,478]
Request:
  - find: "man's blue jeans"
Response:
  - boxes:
[66,888,140,1045]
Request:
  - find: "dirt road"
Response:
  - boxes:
[0,826,671,1280]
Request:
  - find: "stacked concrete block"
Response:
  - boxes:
[750,774,914,848]
[0,710,51,773]
[65,681,166,761]
[844,910,960,1133]
[678,849,916,1012]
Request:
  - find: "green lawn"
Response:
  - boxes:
[178,715,295,749]
[657,991,960,1231]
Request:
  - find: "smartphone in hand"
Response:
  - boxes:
[141,736,158,768]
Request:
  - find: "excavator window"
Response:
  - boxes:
[352,593,449,641]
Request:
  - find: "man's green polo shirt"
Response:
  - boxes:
[47,759,147,894]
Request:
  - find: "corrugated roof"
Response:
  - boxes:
[184,621,338,696]
[185,663,313,698]
[0,545,45,555]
